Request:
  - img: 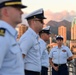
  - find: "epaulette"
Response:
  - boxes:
[0,28,6,36]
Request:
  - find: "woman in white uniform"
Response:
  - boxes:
[49,35,73,75]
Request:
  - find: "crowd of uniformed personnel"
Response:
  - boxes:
[0,0,73,75]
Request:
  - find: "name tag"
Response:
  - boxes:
[62,50,66,52]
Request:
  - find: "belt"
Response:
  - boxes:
[42,66,48,70]
[54,63,66,66]
[25,69,40,75]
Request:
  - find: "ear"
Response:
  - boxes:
[2,8,9,17]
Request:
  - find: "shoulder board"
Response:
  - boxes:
[0,28,6,36]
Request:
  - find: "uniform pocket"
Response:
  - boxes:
[61,52,67,58]
[53,51,58,58]
[10,44,20,54]
[33,43,39,50]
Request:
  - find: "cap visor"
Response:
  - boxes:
[42,16,46,19]
[10,5,27,8]
[20,5,27,8]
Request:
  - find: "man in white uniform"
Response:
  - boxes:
[0,0,27,75]
[19,8,46,75]
[39,26,51,75]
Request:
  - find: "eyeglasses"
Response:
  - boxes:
[34,19,44,24]
[46,33,50,35]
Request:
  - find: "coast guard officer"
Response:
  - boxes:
[39,26,51,75]
[0,0,27,75]
[49,35,73,75]
[19,8,46,75]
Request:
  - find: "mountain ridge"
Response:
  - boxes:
[46,20,71,40]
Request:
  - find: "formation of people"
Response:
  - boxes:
[0,0,73,75]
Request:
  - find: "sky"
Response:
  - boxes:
[22,0,76,13]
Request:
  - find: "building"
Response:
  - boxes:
[71,24,76,40]
[16,24,28,39]
[70,17,76,58]
[72,17,76,27]
[58,26,66,44]
[71,17,76,40]
[70,17,76,49]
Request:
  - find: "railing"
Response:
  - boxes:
[48,58,76,75]
[68,60,75,75]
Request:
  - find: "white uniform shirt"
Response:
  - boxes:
[39,38,49,68]
[19,27,41,72]
[49,45,73,64]
[0,20,24,75]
